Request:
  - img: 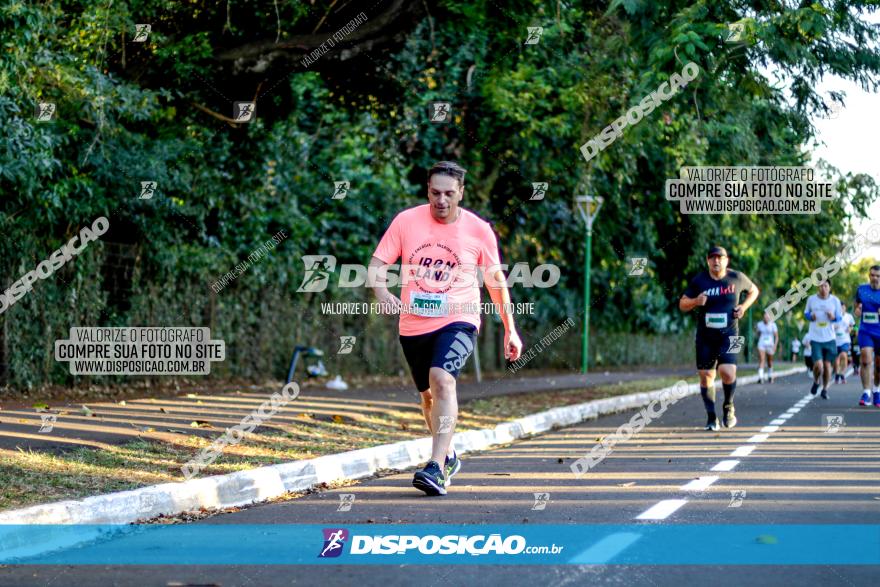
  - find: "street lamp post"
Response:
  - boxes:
[575,195,603,374]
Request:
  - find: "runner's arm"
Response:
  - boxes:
[484,268,522,361]
[733,286,759,319]
[679,294,706,312]
[369,256,402,310]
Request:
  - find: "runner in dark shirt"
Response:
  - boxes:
[680,246,760,430]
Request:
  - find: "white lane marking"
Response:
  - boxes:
[730,445,756,457]
[631,373,809,521]
[569,532,642,564]
[711,460,740,472]
[636,499,688,520]
[680,476,719,491]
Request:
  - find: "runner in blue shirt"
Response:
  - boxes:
[854,264,880,407]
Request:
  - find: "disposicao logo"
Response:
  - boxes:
[319,528,349,558]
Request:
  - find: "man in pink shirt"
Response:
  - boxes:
[370,161,523,496]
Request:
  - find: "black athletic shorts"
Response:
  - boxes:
[805,354,814,370]
[399,322,477,393]
[695,329,739,370]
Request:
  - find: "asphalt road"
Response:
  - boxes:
[3,370,878,586]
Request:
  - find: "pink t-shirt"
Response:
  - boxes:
[373,204,501,336]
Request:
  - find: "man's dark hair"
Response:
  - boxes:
[428,161,467,187]
[871,264,880,272]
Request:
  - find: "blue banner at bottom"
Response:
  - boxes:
[0,525,877,565]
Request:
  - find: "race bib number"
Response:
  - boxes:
[817,321,829,328]
[411,292,448,317]
[863,312,879,324]
[705,313,728,329]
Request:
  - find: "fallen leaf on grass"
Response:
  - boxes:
[190,420,212,428]
[332,415,344,423]
[33,402,50,412]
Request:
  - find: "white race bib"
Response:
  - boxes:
[864,312,879,324]
[705,313,728,329]
[817,321,829,328]
[410,292,448,317]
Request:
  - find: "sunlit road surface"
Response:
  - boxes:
[4,373,878,586]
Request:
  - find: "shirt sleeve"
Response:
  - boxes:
[372,215,402,264]
[477,222,502,271]
[738,272,755,295]
[683,276,700,298]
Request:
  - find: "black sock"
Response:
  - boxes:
[723,381,736,407]
[700,386,716,415]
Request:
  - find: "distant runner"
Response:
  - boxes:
[802,332,813,379]
[851,327,860,377]
[370,161,523,495]
[804,280,842,399]
[679,245,759,431]
[791,337,801,363]
[834,302,855,384]
[756,312,778,383]
[854,264,880,407]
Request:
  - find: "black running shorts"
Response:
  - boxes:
[399,322,477,393]
[695,329,739,370]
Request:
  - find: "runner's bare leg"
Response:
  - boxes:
[428,367,457,463]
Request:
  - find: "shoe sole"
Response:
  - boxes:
[724,418,737,429]
[413,473,447,496]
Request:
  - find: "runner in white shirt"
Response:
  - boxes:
[755,312,778,383]
[791,338,801,362]
[834,302,856,384]
[804,280,843,399]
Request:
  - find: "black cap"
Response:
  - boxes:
[707,245,728,258]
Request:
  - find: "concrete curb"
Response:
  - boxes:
[0,367,803,526]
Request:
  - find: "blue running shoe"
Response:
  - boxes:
[444,451,461,486]
[874,391,880,408]
[413,461,447,496]
[860,392,871,406]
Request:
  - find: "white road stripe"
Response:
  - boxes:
[569,532,642,564]
[636,499,688,520]
[631,375,809,522]
[680,476,719,491]
[730,445,756,457]
[711,460,740,472]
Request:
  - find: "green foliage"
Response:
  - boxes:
[1,0,879,388]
